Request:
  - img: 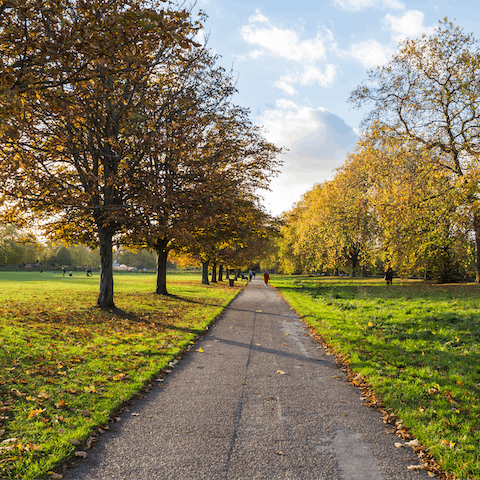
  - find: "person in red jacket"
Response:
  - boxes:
[263,271,270,288]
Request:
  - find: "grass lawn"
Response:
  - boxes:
[270,275,480,480]
[0,271,244,480]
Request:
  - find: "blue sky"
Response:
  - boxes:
[195,0,479,215]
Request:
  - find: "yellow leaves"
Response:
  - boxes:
[55,399,68,409]
[198,347,203,352]
[28,408,45,419]
[276,370,286,375]
[440,439,456,450]
[38,390,49,400]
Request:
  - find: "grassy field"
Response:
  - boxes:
[270,275,480,480]
[0,271,244,480]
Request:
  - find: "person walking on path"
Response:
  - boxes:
[263,271,270,287]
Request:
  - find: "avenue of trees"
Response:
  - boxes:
[0,0,282,306]
[272,20,480,283]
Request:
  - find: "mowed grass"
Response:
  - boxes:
[271,276,480,480]
[0,271,243,480]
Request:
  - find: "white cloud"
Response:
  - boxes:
[241,22,327,63]
[347,40,393,68]
[259,100,358,215]
[275,64,338,94]
[248,9,269,23]
[240,12,338,95]
[274,80,298,96]
[383,10,435,42]
[333,0,404,12]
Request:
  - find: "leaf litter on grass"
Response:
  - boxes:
[0,272,242,479]
[273,276,480,480]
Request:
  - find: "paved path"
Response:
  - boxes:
[64,278,430,479]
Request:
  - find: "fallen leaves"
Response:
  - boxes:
[407,463,428,471]
[49,473,63,480]
[277,370,286,375]
[405,439,420,448]
[440,439,456,450]
[55,399,68,409]
[28,408,45,419]
[74,451,87,458]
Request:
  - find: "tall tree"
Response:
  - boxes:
[348,136,471,281]
[0,0,201,307]
[122,47,238,294]
[127,93,281,293]
[349,19,480,281]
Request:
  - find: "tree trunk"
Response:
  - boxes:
[474,211,480,283]
[201,260,210,285]
[154,238,169,295]
[225,268,230,280]
[97,227,115,308]
[211,262,218,283]
[351,248,359,277]
[218,265,224,282]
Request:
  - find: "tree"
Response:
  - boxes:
[0,0,201,307]
[121,46,238,294]
[0,226,41,265]
[349,19,480,281]
[278,168,376,277]
[347,136,472,281]
[127,88,281,293]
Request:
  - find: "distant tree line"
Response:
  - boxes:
[0,1,282,306]
[269,20,480,283]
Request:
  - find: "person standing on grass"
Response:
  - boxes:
[263,271,270,288]
[385,267,393,285]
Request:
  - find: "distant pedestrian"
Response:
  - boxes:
[62,266,65,277]
[69,270,73,277]
[249,269,253,281]
[263,271,270,288]
[385,267,393,285]
[86,268,92,277]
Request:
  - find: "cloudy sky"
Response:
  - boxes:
[195,0,479,216]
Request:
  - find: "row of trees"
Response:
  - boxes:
[0,0,281,306]
[0,227,100,268]
[271,20,480,283]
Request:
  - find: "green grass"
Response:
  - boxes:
[270,275,480,480]
[0,271,243,479]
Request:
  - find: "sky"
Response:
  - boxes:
[194,0,480,216]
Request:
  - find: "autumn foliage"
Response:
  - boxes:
[0,0,281,306]
[275,20,480,283]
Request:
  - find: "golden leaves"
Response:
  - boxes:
[28,408,45,419]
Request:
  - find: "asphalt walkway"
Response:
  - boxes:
[63,277,430,479]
